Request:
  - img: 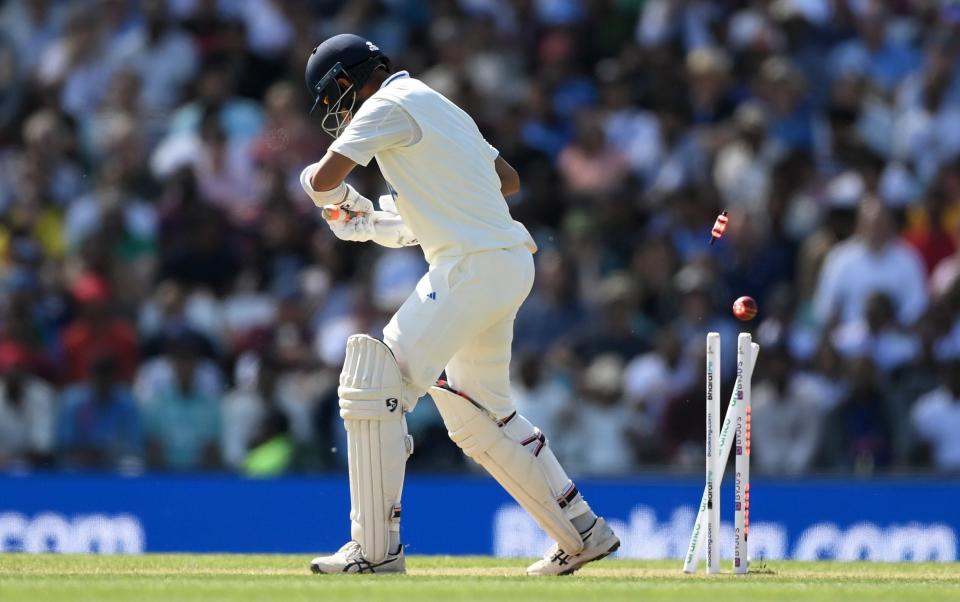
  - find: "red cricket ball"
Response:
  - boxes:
[732,295,758,321]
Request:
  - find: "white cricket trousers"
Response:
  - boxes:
[383,244,535,417]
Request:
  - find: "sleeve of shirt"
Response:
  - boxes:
[329,97,420,166]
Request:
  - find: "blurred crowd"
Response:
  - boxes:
[0,0,959,477]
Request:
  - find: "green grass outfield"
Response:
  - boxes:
[1,554,958,602]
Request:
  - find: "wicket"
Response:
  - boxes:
[705,333,720,574]
[682,332,758,575]
[734,333,752,574]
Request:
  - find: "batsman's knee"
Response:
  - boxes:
[339,333,420,415]
[337,334,415,455]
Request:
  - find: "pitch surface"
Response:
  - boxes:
[1,554,957,601]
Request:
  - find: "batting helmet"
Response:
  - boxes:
[305,33,391,138]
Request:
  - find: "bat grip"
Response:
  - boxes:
[322,205,344,221]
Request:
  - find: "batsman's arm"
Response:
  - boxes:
[495,155,520,197]
[300,153,374,216]
[309,150,357,194]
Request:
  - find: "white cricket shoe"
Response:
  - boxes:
[310,541,406,574]
[526,517,620,576]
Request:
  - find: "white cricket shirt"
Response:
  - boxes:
[329,71,535,264]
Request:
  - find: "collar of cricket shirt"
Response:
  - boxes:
[380,70,409,89]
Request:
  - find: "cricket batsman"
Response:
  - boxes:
[300,34,619,575]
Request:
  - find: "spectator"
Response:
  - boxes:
[237,0,294,59]
[514,251,586,355]
[557,111,629,196]
[163,66,264,142]
[110,0,198,116]
[751,346,823,475]
[519,83,570,161]
[208,19,285,101]
[572,272,645,361]
[719,209,795,310]
[630,235,678,325]
[686,47,736,125]
[930,218,960,299]
[934,281,960,361]
[143,334,221,471]
[221,351,313,469]
[561,354,635,475]
[670,263,738,372]
[793,340,849,416]
[155,197,240,295]
[624,328,695,442]
[911,357,960,471]
[0,267,61,379]
[0,0,956,478]
[713,102,773,215]
[36,5,115,117]
[827,4,921,95]
[138,280,222,358]
[191,111,259,216]
[0,342,55,468]
[813,197,927,327]
[660,359,706,470]
[756,56,815,153]
[795,171,860,300]
[135,329,222,414]
[60,274,139,383]
[178,0,233,61]
[57,355,143,470]
[894,34,960,184]
[820,357,895,472]
[242,409,294,477]
[0,0,65,73]
[79,70,147,166]
[903,185,957,277]
[772,2,830,108]
[1,109,85,212]
[63,157,156,255]
[832,292,921,372]
[599,76,660,183]
[510,352,574,444]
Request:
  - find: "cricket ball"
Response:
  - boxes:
[732,296,758,321]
